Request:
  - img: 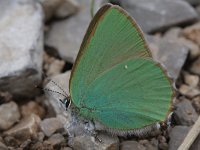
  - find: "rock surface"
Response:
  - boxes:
[168,126,190,150]
[68,133,119,150]
[174,99,198,126]
[4,114,41,142]
[44,133,65,148]
[190,57,200,75]
[0,101,20,130]
[20,101,45,119]
[45,0,104,63]
[40,0,79,20]
[0,0,43,98]
[182,22,200,46]
[121,0,198,33]
[40,117,64,137]
[147,35,189,80]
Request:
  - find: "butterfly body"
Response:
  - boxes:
[67,3,174,137]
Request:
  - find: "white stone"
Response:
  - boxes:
[0,0,44,98]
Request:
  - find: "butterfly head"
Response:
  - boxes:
[59,96,71,111]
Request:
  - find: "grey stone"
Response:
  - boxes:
[174,99,198,126]
[40,0,79,20]
[45,0,104,63]
[37,132,45,142]
[44,133,65,147]
[121,0,198,33]
[163,27,200,60]
[120,141,142,150]
[40,117,64,137]
[4,114,41,142]
[169,126,190,150]
[192,96,200,113]
[0,0,43,98]
[68,133,119,150]
[139,139,159,150]
[61,148,73,150]
[163,27,182,40]
[0,101,20,130]
[147,35,189,80]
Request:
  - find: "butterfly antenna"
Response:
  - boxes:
[42,72,69,97]
[35,85,68,98]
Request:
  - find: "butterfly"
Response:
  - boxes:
[59,3,174,137]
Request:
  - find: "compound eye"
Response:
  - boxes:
[60,98,71,111]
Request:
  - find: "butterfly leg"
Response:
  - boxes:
[84,120,103,143]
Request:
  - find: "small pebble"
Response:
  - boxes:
[40,117,64,137]
[20,101,45,119]
[4,114,41,142]
[179,84,200,98]
[0,101,20,130]
[174,99,198,126]
[44,133,65,148]
[184,72,199,87]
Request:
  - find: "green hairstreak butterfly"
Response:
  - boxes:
[61,3,174,136]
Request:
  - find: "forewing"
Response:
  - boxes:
[70,4,152,107]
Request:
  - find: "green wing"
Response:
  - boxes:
[69,4,173,130]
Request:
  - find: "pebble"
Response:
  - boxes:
[0,0,43,98]
[4,114,41,142]
[139,139,159,150]
[0,92,12,104]
[179,84,200,98]
[20,101,45,119]
[178,37,200,59]
[3,136,21,148]
[182,22,200,46]
[45,0,105,63]
[121,0,198,33]
[0,101,20,130]
[184,72,199,87]
[0,141,8,150]
[163,27,182,40]
[147,35,189,80]
[37,132,45,142]
[68,133,119,150]
[190,57,200,75]
[40,117,64,137]
[44,133,66,148]
[43,52,65,76]
[168,126,190,150]
[192,96,200,113]
[40,0,79,20]
[174,99,198,126]
[61,147,73,150]
[120,141,141,150]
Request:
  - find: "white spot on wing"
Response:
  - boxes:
[124,65,128,69]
